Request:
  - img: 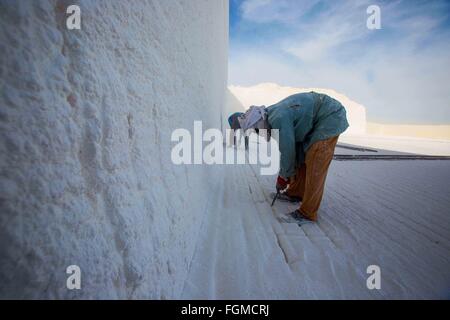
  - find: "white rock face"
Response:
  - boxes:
[0,0,228,298]
[229,83,367,135]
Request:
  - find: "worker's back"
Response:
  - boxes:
[267,91,348,148]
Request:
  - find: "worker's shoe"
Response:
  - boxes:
[288,209,317,226]
[290,209,317,223]
[271,192,302,203]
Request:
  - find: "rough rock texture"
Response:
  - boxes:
[0,0,228,299]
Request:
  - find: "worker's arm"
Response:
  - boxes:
[271,114,297,179]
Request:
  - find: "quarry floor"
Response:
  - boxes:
[181,142,450,299]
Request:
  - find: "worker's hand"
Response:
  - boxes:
[276,176,289,191]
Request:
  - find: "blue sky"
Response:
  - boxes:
[229,0,450,124]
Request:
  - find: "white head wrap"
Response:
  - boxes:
[237,106,267,131]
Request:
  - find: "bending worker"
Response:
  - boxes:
[234,91,349,222]
[227,112,248,149]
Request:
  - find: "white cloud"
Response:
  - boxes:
[240,0,320,24]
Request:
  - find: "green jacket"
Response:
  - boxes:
[267,91,349,178]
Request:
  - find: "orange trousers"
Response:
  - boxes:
[285,136,339,221]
